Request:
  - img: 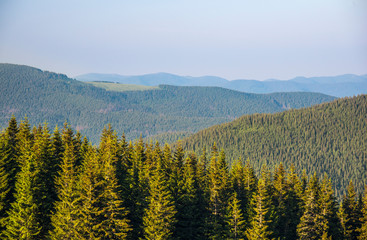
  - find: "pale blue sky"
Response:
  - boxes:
[0,0,366,80]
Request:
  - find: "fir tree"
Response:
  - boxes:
[75,147,103,239]
[207,145,230,239]
[246,178,273,240]
[143,153,177,240]
[3,135,41,239]
[175,153,202,240]
[297,185,324,240]
[340,181,361,240]
[49,124,80,240]
[358,186,367,240]
[98,125,131,239]
[320,175,342,240]
[226,192,246,240]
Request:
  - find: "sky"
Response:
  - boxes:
[0,0,366,80]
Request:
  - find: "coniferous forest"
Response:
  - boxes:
[1,117,367,240]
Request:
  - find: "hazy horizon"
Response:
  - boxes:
[1,0,366,80]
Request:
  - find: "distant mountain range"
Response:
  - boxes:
[76,72,367,97]
[0,63,335,143]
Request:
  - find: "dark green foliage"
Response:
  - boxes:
[143,151,177,240]
[49,125,80,240]
[358,186,367,239]
[297,189,324,240]
[1,117,367,239]
[3,133,41,240]
[0,63,335,143]
[226,193,246,240]
[246,178,273,240]
[182,95,367,199]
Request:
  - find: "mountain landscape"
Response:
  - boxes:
[0,63,335,143]
[181,94,367,199]
[76,72,367,97]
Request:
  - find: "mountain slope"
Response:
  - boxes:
[76,72,367,97]
[0,63,335,143]
[181,95,367,198]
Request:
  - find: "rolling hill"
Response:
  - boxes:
[76,72,367,97]
[180,94,367,198]
[0,63,335,143]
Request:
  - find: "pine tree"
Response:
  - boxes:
[226,192,246,240]
[143,153,177,240]
[3,135,41,239]
[245,178,273,240]
[49,124,80,240]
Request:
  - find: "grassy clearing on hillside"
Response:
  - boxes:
[86,82,159,92]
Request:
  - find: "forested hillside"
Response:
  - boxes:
[181,95,367,199]
[1,118,366,239]
[0,63,335,143]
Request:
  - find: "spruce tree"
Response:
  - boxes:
[207,145,230,239]
[0,116,19,227]
[226,192,246,240]
[358,186,367,240]
[4,135,41,239]
[297,184,324,240]
[49,124,80,240]
[245,178,273,240]
[98,125,131,239]
[320,175,342,240]
[75,147,103,239]
[340,181,361,240]
[175,153,202,240]
[143,152,177,240]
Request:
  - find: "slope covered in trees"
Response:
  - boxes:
[1,118,367,239]
[181,95,367,199]
[0,63,335,143]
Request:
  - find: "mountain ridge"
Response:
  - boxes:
[76,72,367,97]
[1,63,335,143]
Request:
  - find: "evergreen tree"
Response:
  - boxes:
[0,116,19,229]
[143,152,177,240]
[285,164,303,240]
[246,178,273,240]
[175,153,202,240]
[340,181,361,240]
[126,137,149,239]
[297,184,324,240]
[75,147,103,239]
[358,186,367,240]
[49,124,80,240]
[226,192,246,240]
[98,125,131,239]
[320,175,342,240]
[207,145,230,239]
[3,135,41,239]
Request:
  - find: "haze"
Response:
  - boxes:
[0,0,366,80]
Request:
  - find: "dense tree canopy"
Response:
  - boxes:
[0,117,366,239]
